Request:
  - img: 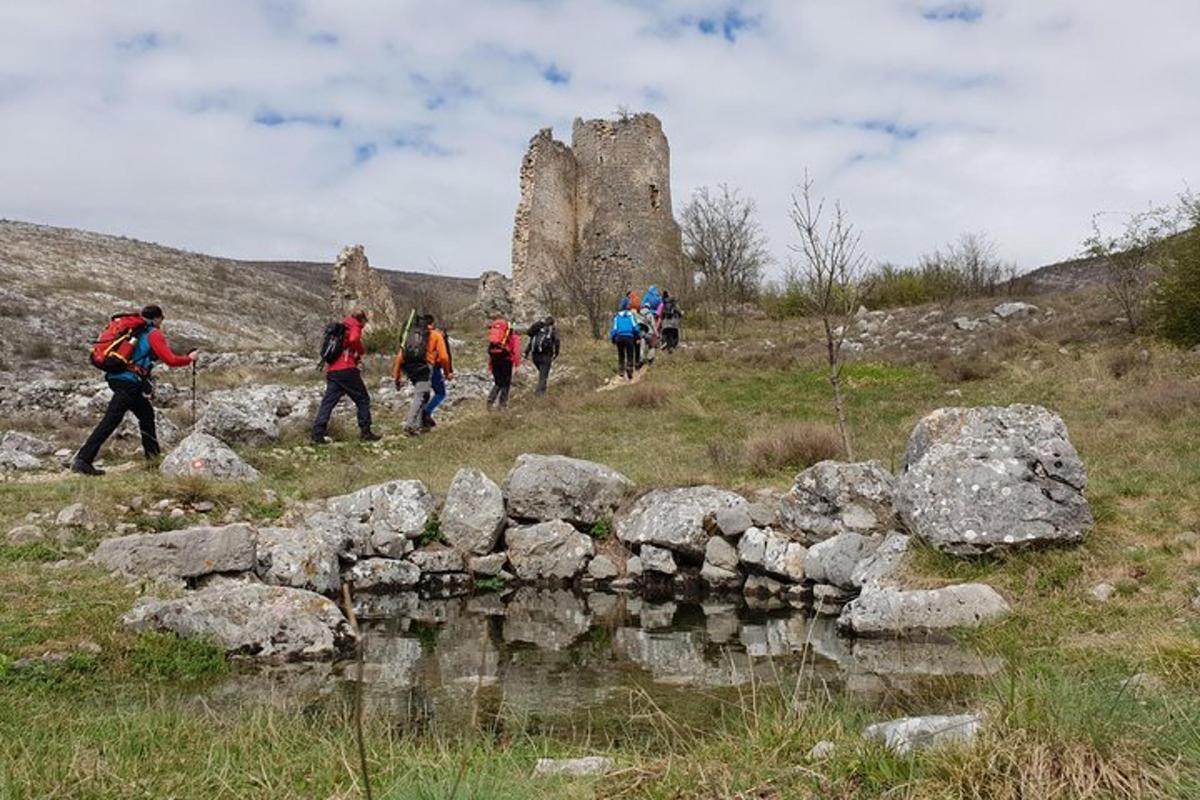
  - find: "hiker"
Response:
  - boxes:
[523,316,561,395]
[425,317,454,428]
[637,303,660,367]
[643,284,663,314]
[392,313,452,435]
[661,290,683,352]
[311,309,381,444]
[609,298,641,380]
[486,318,521,409]
[73,305,197,476]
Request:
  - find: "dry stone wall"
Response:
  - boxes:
[510,113,685,310]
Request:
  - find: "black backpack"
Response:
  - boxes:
[532,324,555,356]
[402,324,429,365]
[319,321,346,365]
[663,299,679,319]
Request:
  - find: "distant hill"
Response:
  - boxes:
[0,220,477,372]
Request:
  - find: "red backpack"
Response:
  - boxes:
[487,319,511,359]
[90,313,148,374]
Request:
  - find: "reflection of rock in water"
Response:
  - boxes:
[614,628,758,688]
[503,588,591,650]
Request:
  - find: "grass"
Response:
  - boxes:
[2,294,1200,797]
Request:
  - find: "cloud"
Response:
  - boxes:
[0,0,1197,280]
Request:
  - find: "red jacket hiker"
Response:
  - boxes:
[326,314,365,373]
[487,327,521,372]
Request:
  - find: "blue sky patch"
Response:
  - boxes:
[393,126,450,157]
[253,109,343,129]
[117,31,162,53]
[354,142,377,164]
[849,118,922,140]
[694,7,756,42]
[542,62,570,85]
[922,3,984,23]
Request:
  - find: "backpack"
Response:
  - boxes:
[318,321,346,365]
[401,324,429,365]
[663,298,679,319]
[532,324,555,356]
[487,319,511,360]
[90,313,148,374]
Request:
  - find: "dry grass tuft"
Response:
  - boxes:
[1116,379,1200,420]
[934,353,1001,383]
[626,381,670,409]
[1105,348,1149,380]
[744,423,843,476]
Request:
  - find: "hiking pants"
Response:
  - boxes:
[663,327,679,351]
[312,368,372,438]
[405,379,432,432]
[76,379,158,465]
[615,336,638,379]
[487,356,513,408]
[425,367,447,418]
[532,356,552,395]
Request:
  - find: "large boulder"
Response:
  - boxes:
[440,467,505,556]
[805,533,878,589]
[850,532,910,589]
[839,583,1010,638]
[898,405,1093,555]
[92,524,257,579]
[618,486,748,559]
[197,399,279,446]
[123,584,353,661]
[504,520,594,581]
[255,527,341,595]
[779,461,897,544]
[1,430,54,456]
[0,448,42,472]
[323,480,435,557]
[503,454,633,526]
[160,432,260,482]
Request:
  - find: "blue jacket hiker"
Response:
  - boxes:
[610,300,642,380]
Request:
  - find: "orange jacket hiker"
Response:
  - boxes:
[391,325,452,381]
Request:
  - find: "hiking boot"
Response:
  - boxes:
[311,435,331,446]
[71,460,105,477]
[403,427,421,437]
[421,413,437,429]
[360,430,382,442]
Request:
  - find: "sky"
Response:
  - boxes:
[1,0,1197,279]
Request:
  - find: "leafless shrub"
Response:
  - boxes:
[744,423,844,476]
[681,184,770,325]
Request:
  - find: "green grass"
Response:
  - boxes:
[2,311,1200,797]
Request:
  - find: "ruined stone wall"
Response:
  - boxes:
[571,114,683,293]
[510,113,685,311]
[331,244,400,328]
[510,129,577,308]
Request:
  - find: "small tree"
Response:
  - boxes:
[680,184,770,325]
[1149,190,1200,346]
[1084,203,1183,334]
[553,253,630,339]
[788,174,867,459]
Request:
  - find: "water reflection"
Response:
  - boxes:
[299,590,1005,725]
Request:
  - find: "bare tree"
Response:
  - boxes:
[788,174,867,459]
[680,184,770,325]
[1084,203,1182,334]
[553,253,630,339]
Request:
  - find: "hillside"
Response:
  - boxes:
[0,220,477,372]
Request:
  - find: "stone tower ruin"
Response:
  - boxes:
[331,244,400,328]
[511,112,685,310]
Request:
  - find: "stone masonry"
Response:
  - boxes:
[511,113,685,309]
[331,244,401,328]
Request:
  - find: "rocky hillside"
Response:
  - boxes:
[0,220,477,373]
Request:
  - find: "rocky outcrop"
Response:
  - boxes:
[504,520,594,581]
[779,461,897,544]
[92,524,257,579]
[504,454,633,526]
[617,486,747,558]
[805,533,878,589]
[850,532,910,588]
[160,432,260,482]
[898,405,1093,555]
[440,467,505,556]
[123,584,353,661]
[331,244,399,328]
[839,584,1010,638]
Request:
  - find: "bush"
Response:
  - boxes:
[744,423,843,476]
[362,325,407,355]
[1105,349,1146,380]
[626,382,670,409]
[933,354,1001,383]
[1151,228,1200,347]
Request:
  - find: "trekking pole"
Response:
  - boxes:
[190,360,197,432]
